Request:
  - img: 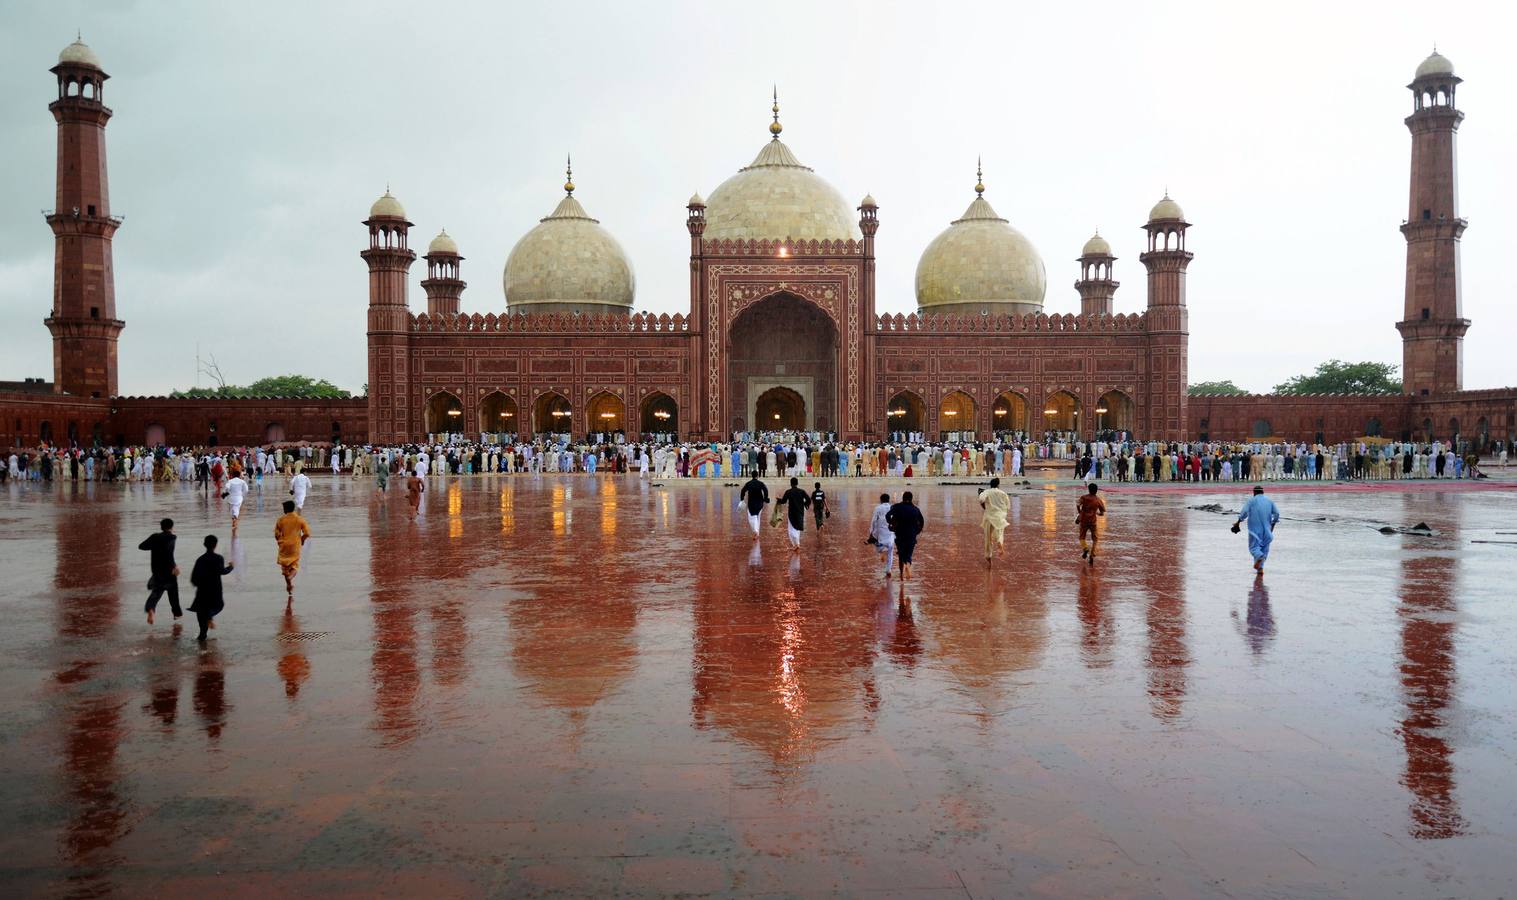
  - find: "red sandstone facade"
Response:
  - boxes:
[2,43,1514,451]
[367,177,1195,444]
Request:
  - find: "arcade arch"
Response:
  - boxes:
[992,391,1029,435]
[478,391,518,437]
[1043,391,1080,433]
[424,391,464,435]
[533,392,573,435]
[1094,390,1134,435]
[587,391,626,434]
[938,390,976,438]
[886,391,926,436]
[639,392,678,435]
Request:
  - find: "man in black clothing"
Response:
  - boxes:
[885,491,925,580]
[778,477,811,551]
[811,482,828,530]
[739,473,769,538]
[139,517,181,625]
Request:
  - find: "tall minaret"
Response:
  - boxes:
[1075,231,1118,317]
[1396,50,1469,396]
[1139,194,1192,440]
[362,189,416,443]
[44,37,124,399]
[421,230,465,317]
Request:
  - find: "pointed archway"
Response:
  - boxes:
[1043,391,1080,434]
[533,392,572,435]
[938,390,976,439]
[425,391,464,435]
[886,391,925,436]
[479,391,518,438]
[1094,390,1134,436]
[992,391,1029,436]
[587,391,626,435]
[755,386,806,432]
[639,392,678,436]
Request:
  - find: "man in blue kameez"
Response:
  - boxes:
[1232,485,1280,573]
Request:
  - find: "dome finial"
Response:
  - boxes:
[975,156,985,196]
[769,85,783,139]
[564,153,575,195]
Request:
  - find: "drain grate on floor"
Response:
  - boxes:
[277,631,331,643]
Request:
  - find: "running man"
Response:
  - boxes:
[978,477,1010,564]
[138,517,181,625]
[739,471,769,538]
[289,469,312,511]
[1076,482,1105,566]
[778,477,811,552]
[1232,485,1280,573]
[406,470,426,518]
[222,471,249,532]
[811,482,828,530]
[273,500,311,596]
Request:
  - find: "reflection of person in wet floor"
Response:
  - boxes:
[869,492,896,578]
[139,517,181,625]
[978,477,1010,564]
[1233,485,1280,573]
[273,500,311,597]
[739,473,769,537]
[1076,482,1106,566]
[406,472,426,518]
[278,606,312,699]
[885,491,924,580]
[1235,575,1276,657]
[778,477,811,551]
[188,534,234,642]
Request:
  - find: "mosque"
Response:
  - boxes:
[366,93,1188,444]
[2,39,1513,450]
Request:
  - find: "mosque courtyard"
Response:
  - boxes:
[1,474,1514,897]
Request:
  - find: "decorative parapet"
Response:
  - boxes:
[873,311,1148,333]
[700,237,864,257]
[410,311,690,334]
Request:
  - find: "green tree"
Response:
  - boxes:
[1187,380,1249,396]
[169,374,351,399]
[1273,360,1401,395]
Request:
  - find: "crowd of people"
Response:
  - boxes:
[3,433,1510,489]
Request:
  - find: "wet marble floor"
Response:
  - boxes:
[1,475,1515,897]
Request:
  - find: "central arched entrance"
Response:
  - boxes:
[755,387,806,431]
[727,292,837,434]
[992,391,1029,436]
[587,391,626,435]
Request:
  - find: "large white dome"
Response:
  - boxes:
[503,190,635,314]
[915,181,1046,316]
[702,124,860,243]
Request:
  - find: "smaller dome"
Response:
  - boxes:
[860,193,877,209]
[688,191,705,207]
[1081,231,1112,257]
[58,39,101,69]
[428,229,458,255]
[1415,50,1455,80]
[370,189,406,219]
[1148,194,1184,222]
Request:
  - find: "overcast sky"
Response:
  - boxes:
[2,1,1513,396]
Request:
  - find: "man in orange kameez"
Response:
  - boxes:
[273,500,311,596]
